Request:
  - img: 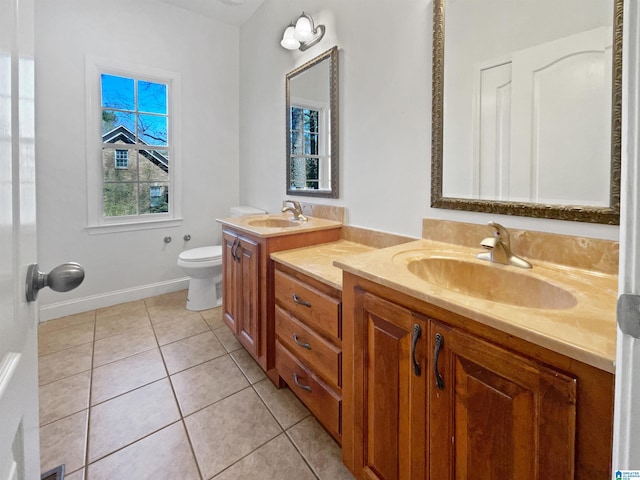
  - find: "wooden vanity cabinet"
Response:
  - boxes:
[273,264,343,442]
[223,230,260,357]
[221,226,340,384]
[342,272,614,480]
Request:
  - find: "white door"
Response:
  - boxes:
[613,0,640,472]
[0,0,40,478]
[509,26,612,206]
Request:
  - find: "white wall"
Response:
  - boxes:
[239,0,619,241]
[35,0,240,318]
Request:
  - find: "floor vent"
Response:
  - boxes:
[41,464,64,480]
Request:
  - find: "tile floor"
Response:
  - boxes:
[37,290,354,480]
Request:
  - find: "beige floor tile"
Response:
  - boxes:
[88,379,180,462]
[253,379,310,430]
[161,331,226,374]
[144,289,187,308]
[213,325,242,353]
[152,312,209,345]
[230,348,267,384]
[38,311,95,335]
[64,468,84,480]
[87,422,199,480]
[94,309,151,340]
[212,433,315,480]
[40,410,87,474]
[185,388,282,479]
[201,307,224,330]
[91,348,166,405]
[39,342,93,386]
[287,416,355,480]
[96,300,146,319]
[38,322,95,357]
[147,303,190,325]
[171,355,249,416]
[92,325,157,367]
[39,370,91,426]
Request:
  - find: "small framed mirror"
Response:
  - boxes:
[286,46,339,198]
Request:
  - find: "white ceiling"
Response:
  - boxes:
[154,0,265,26]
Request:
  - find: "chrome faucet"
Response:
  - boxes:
[281,200,308,221]
[477,222,532,269]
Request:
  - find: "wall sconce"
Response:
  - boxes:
[280,12,326,52]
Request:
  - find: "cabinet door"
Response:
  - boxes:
[353,291,426,480]
[222,231,239,333]
[429,321,577,480]
[236,236,260,357]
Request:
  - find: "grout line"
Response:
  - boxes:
[152,304,205,480]
[83,309,97,477]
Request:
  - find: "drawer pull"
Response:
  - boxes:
[293,372,312,392]
[293,333,312,350]
[292,293,312,308]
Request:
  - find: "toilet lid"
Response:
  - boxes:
[179,246,222,262]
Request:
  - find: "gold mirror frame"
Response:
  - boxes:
[286,46,339,198]
[431,0,622,225]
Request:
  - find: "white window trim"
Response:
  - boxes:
[290,96,330,191]
[85,55,182,234]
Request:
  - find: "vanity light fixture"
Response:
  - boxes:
[280,12,325,51]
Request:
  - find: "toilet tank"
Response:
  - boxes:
[229,206,266,217]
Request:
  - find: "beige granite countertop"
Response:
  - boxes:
[334,239,618,373]
[216,214,342,238]
[270,240,377,290]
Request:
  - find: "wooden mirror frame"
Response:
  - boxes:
[286,46,339,198]
[431,0,623,225]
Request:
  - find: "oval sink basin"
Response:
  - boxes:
[406,257,577,310]
[248,218,301,228]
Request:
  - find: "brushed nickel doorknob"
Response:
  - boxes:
[25,262,85,302]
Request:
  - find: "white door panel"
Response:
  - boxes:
[0,0,40,478]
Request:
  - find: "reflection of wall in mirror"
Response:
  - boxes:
[443,0,611,205]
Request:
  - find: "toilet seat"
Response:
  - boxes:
[178,246,222,263]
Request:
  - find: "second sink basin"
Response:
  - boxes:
[406,257,577,310]
[247,218,301,228]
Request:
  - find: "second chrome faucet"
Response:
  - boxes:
[477,221,532,269]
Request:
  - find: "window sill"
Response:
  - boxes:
[86,217,183,235]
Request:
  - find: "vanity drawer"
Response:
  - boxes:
[276,305,341,390]
[276,340,341,441]
[274,270,341,341]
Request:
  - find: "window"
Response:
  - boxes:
[86,59,181,233]
[114,149,129,169]
[289,102,329,190]
[101,73,170,217]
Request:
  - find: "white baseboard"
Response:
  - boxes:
[38,277,190,322]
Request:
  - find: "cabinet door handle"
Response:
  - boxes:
[230,239,238,261]
[411,323,422,377]
[293,372,312,392]
[434,332,445,390]
[292,333,312,350]
[292,293,311,308]
[233,239,241,263]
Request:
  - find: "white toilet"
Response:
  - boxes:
[178,206,266,311]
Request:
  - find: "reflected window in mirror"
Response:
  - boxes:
[286,46,339,198]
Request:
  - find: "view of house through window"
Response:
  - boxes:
[101,74,170,217]
[289,106,322,189]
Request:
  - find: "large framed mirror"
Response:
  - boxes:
[286,46,339,198]
[431,0,622,224]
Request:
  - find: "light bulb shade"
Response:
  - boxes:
[280,25,300,50]
[294,13,314,42]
